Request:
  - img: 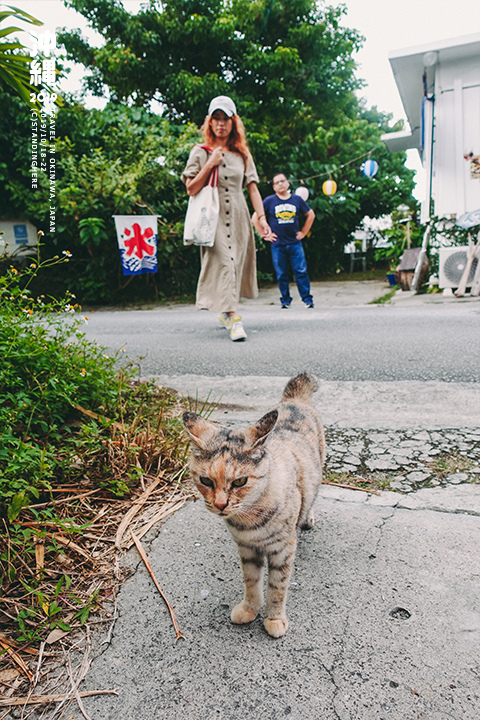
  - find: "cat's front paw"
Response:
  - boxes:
[231,602,259,624]
[264,616,289,638]
[299,519,314,530]
[299,508,314,530]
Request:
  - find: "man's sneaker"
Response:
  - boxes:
[281,303,290,309]
[229,315,247,341]
[218,312,232,329]
[306,303,314,309]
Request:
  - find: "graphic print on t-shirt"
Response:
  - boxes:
[263,193,310,245]
[275,202,297,224]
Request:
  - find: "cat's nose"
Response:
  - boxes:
[214,493,229,511]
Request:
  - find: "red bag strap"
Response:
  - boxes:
[207,166,219,187]
[201,145,219,188]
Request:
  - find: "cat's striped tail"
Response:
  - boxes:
[281,372,319,401]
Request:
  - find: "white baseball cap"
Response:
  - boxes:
[208,95,237,117]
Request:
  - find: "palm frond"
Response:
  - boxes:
[0,5,44,104]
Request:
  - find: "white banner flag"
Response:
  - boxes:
[113,215,158,275]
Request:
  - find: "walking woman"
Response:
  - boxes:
[182,96,270,341]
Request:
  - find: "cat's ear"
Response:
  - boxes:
[183,412,218,450]
[244,409,278,450]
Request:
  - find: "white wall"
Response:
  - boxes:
[432,56,480,217]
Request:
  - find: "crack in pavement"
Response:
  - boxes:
[319,481,480,519]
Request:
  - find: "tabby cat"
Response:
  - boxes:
[182,372,325,638]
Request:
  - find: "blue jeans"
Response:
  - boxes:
[270,241,313,306]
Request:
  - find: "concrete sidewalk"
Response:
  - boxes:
[241,278,480,309]
[245,278,389,307]
[72,483,480,720]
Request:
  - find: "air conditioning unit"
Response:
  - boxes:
[438,246,478,289]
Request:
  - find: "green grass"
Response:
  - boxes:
[427,452,474,478]
[369,286,399,304]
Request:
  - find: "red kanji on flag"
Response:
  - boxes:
[124,223,155,258]
[113,215,158,275]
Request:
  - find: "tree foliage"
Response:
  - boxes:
[50,103,202,302]
[59,0,362,122]
[0,0,416,304]
[58,0,373,176]
[0,87,201,303]
[58,0,414,197]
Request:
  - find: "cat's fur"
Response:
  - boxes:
[182,372,325,638]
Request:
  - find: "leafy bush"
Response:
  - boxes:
[0,246,125,520]
[427,216,480,276]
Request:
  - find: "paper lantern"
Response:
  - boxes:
[362,159,379,177]
[295,186,309,201]
[322,179,337,196]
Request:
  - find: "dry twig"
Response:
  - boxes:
[323,479,381,495]
[101,596,118,648]
[0,689,118,708]
[0,641,34,682]
[130,531,185,643]
[124,497,186,549]
[74,404,124,432]
[63,641,92,720]
[114,476,163,547]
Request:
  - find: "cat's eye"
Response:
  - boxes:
[232,477,248,488]
[199,476,214,487]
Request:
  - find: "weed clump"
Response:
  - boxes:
[0,246,192,702]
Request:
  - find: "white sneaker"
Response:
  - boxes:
[218,312,231,329]
[229,315,247,341]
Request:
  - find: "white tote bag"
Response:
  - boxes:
[183,163,219,248]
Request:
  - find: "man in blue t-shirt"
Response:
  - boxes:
[253,172,315,308]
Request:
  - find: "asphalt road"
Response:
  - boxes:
[83,287,480,383]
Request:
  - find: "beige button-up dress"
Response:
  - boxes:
[182,145,259,313]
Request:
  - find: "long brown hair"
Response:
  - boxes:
[200,113,250,167]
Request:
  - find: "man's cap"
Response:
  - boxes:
[208,95,237,117]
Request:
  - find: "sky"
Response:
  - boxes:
[14,0,480,198]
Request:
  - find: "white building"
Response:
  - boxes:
[0,218,38,259]
[382,33,480,225]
